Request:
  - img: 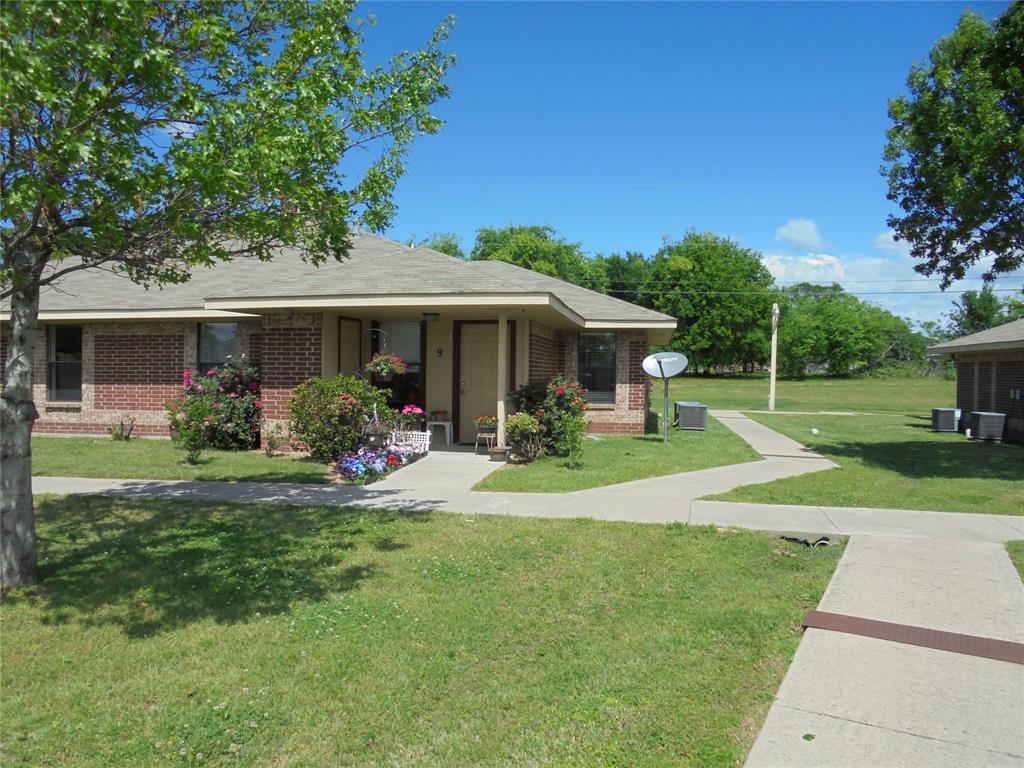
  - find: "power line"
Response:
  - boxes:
[605,288,1023,297]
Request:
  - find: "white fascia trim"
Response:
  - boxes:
[928,339,1024,355]
[203,293,554,311]
[583,319,678,330]
[0,309,260,322]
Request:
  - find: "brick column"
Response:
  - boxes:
[259,314,323,446]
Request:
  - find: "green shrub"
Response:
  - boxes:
[535,376,588,457]
[506,412,543,462]
[288,375,392,463]
[165,396,212,464]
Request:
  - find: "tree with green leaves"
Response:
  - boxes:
[947,285,1024,337]
[595,251,650,307]
[882,4,1023,287]
[414,232,465,259]
[777,283,927,376]
[469,225,609,293]
[0,0,454,587]
[647,232,774,371]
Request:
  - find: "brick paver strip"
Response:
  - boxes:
[803,610,1024,665]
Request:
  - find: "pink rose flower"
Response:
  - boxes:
[196,385,204,393]
[228,392,237,398]
[212,402,220,409]
[207,369,216,376]
[254,400,262,409]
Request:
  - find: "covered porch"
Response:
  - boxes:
[320,305,536,447]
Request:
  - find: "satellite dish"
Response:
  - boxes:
[643,352,688,379]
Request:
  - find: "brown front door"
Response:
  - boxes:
[458,323,499,442]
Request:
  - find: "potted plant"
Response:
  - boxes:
[365,352,407,382]
[474,415,498,434]
[505,412,542,463]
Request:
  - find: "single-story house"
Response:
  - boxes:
[928,318,1024,443]
[0,234,676,445]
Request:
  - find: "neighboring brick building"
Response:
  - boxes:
[929,319,1024,444]
[1,235,675,442]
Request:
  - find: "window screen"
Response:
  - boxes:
[48,325,83,402]
[199,323,238,371]
[578,332,616,404]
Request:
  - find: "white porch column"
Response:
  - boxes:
[497,313,508,447]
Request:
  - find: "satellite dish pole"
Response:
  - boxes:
[642,352,689,444]
[769,303,780,412]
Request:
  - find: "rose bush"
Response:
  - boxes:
[165,357,261,453]
[505,412,543,463]
[535,376,588,458]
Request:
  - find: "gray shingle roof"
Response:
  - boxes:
[6,234,675,326]
[928,318,1024,354]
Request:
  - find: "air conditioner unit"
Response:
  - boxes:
[675,401,707,431]
[931,407,960,432]
[968,411,1006,442]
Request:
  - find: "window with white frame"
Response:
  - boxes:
[48,325,83,402]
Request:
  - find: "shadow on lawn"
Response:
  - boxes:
[818,437,1022,481]
[18,496,432,638]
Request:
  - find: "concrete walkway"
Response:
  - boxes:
[32,410,1022,542]
[746,536,1024,767]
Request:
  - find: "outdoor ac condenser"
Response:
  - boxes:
[931,407,960,432]
[674,401,708,431]
[968,411,1006,442]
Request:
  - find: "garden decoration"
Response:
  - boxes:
[642,352,689,443]
[364,404,392,448]
[365,352,407,381]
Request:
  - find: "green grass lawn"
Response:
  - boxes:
[1007,542,1024,581]
[710,413,1024,516]
[1,495,841,768]
[475,416,759,493]
[31,436,329,483]
[668,374,954,416]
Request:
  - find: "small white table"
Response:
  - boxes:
[426,420,453,446]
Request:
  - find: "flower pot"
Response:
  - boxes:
[364,431,388,448]
[374,372,394,383]
[476,425,497,434]
[488,446,508,462]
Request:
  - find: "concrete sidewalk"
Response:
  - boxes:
[31,410,1023,542]
[746,536,1024,767]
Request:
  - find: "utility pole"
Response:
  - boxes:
[769,302,780,412]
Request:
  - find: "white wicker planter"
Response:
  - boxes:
[390,430,431,454]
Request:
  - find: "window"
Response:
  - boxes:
[377,321,423,407]
[578,332,616,404]
[198,323,238,371]
[48,325,83,402]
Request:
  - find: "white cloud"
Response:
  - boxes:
[872,230,911,257]
[761,252,846,282]
[775,218,826,250]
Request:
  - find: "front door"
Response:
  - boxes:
[459,323,499,442]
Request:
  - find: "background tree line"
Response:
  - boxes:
[414,226,1023,377]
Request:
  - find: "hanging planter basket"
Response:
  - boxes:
[365,353,407,381]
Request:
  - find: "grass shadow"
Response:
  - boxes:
[15,496,430,638]
[819,438,1022,481]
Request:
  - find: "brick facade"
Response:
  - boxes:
[93,334,184,411]
[528,321,651,435]
[258,314,324,446]
[954,351,1024,443]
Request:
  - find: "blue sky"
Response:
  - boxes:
[359,1,1020,325]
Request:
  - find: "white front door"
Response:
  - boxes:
[459,323,499,442]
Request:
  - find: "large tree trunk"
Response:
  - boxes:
[1,277,41,588]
